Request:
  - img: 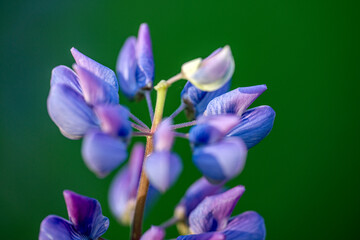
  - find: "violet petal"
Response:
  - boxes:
[141,226,165,240]
[116,36,139,99]
[154,119,174,152]
[108,144,144,224]
[192,138,247,183]
[94,104,132,140]
[227,105,275,149]
[63,190,109,239]
[71,47,118,91]
[181,80,231,120]
[189,186,245,234]
[145,151,182,192]
[47,84,98,139]
[175,177,224,219]
[82,130,127,178]
[39,215,76,240]
[74,64,119,106]
[50,65,82,94]
[222,211,266,240]
[205,85,267,116]
[197,114,240,136]
[136,23,154,90]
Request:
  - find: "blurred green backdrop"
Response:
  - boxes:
[1,0,359,239]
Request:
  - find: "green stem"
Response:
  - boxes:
[130,80,169,240]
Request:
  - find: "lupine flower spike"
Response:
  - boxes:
[44,23,275,240]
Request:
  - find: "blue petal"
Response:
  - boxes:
[189,186,245,234]
[154,119,174,151]
[82,130,127,178]
[145,151,182,192]
[227,106,275,149]
[189,124,223,146]
[94,104,132,140]
[175,177,224,219]
[141,226,165,240]
[116,36,139,99]
[39,215,77,240]
[205,85,267,116]
[108,144,145,224]
[47,84,99,139]
[136,23,154,90]
[50,65,82,94]
[74,64,119,106]
[222,211,266,240]
[181,80,231,120]
[63,190,109,239]
[71,47,118,91]
[192,138,247,183]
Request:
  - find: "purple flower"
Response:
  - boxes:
[189,115,247,183]
[145,119,183,192]
[39,190,109,240]
[117,23,154,100]
[181,46,234,91]
[175,177,224,221]
[203,85,275,149]
[189,85,275,181]
[177,186,266,240]
[47,48,131,177]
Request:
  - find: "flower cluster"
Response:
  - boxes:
[41,23,275,240]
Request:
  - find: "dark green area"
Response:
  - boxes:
[0,0,359,239]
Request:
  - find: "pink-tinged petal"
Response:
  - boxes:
[71,47,118,90]
[175,177,224,219]
[189,186,245,234]
[222,211,266,240]
[73,64,119,106]
[141,226,165,240]
[197,115,240,136]
[177,232,225,240]
[108,144,145,224]
[205,85,267,116]
[94,104,132,140]
[181,80,231,120]
[116,37,139,99]
[50,65,82,94]
[193,138,247,183]
[63,190,109,239]
[145,151,182,192]
[39,215,76,240]
[227,106,275,149]
[154,119,174,151]
[82,130,127,178]
[47,84,99,139]
[135,23,154,90]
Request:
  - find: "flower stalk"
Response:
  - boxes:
[131,80,169,240]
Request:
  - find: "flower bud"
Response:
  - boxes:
[181,46,234,91]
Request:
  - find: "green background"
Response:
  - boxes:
[1,0,359,239]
